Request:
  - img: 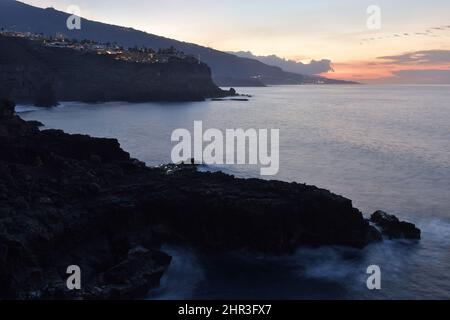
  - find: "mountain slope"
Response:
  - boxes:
[0,0,354,86]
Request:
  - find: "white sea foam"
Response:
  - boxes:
[15,105,42,113]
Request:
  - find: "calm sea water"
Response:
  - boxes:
[19,85,450,299]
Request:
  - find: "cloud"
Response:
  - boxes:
[230,51,334,75]
[332,49,450,84]
[378,50,450,65]
[387,68,450,84]
[360,25,449,44]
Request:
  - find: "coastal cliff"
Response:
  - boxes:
[0,35,230,106]
[0,101,420,299]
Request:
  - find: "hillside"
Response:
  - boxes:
[0,0,355,86]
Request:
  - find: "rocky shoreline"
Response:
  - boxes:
[0,100,420,299]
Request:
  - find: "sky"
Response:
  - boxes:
[21,0,450,83]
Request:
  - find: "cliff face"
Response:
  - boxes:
[0,36,227,106]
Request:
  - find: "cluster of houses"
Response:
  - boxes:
[0,30,43,40]
[0,29,198,65]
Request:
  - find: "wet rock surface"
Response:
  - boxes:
[0,100,419,299]
[0,99,15,117]
[370,210,421,240]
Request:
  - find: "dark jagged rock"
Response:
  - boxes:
[0,99,15,118]
[0,105,390,299]
[25,120,45,128]
[97,247,172,300]
[40,247,171,300]
[34,83,58,108]
[371,210,421,240]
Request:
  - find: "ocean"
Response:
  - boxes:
[19,84,450,299]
